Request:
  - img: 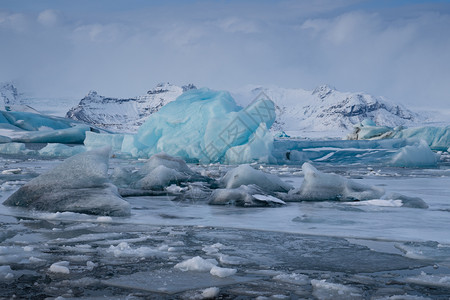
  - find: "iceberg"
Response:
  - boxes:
[390,140,439,168]
[392,125,450,151]
[282,163,384,202]
[347,118,394,140]
[38,143,86,157]
[220,164,292,193]
[3,148,130,216]
[348,119,450,151]
[86,88,276,163]
[0,111,96,144]
[84,131,124,152]
[111,153,210,192]
[208,185,286,207]
[0,142,34,155]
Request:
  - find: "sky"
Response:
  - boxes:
[1,0,450,110]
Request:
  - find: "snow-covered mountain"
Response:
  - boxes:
[0,82,40,113]
[232,85,420,138]
[66,83,197,133]
[2,80,419,138]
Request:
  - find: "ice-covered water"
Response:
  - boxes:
[0,150,449,298]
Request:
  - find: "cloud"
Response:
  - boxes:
[217,17,260,34]
[37,9,60,27]
[0,12,29,32]
[0,1,449,110]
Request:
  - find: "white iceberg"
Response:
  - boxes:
[0,142,34,155]
[38,143,86,157]
[282,163,384,202]
[3,147,130,216]
[111,153,210,192]
[84,131,124,152]
[220,164,292,193]
[311,279,363,300]
[208,185,286,207]
[174,256,218,272]
[390,140,439,168]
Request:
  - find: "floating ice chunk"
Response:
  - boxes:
[220,164,292,192]
[96,216,113,222]
[252,194,286,205]
[38,143,86,157]
[390,140,439,168]
[174,256,218,272]
[311,279,363,300]
[49,261,70,274]
[1,168,22,174]
[209,185,286,207]
[135,165,189,190]
[3,147,130,216]
[106,242,164,258]
[142,152,196,174]
[273,273,309,285]
[346,199,403,207]
[387,193,428,209]
[282,163,384,202]
[0,142,34,155]
[84,131,124,152]
[201,287,220,299]
[210,266,237,278]
[133,153,209,190]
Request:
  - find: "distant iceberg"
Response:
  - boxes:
[390,140,440,168]
[85,88,276,164]
[0,110,97,144]
[348,119,450,151]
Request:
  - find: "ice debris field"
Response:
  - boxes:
[0,89,449,299]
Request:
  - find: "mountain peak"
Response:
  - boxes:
[312,84,336,99]
[0,82,21,105]
[87,90,98,97]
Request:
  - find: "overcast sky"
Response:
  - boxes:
[1,0,450,110]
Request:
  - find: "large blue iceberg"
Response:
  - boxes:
[85,88,276,163]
